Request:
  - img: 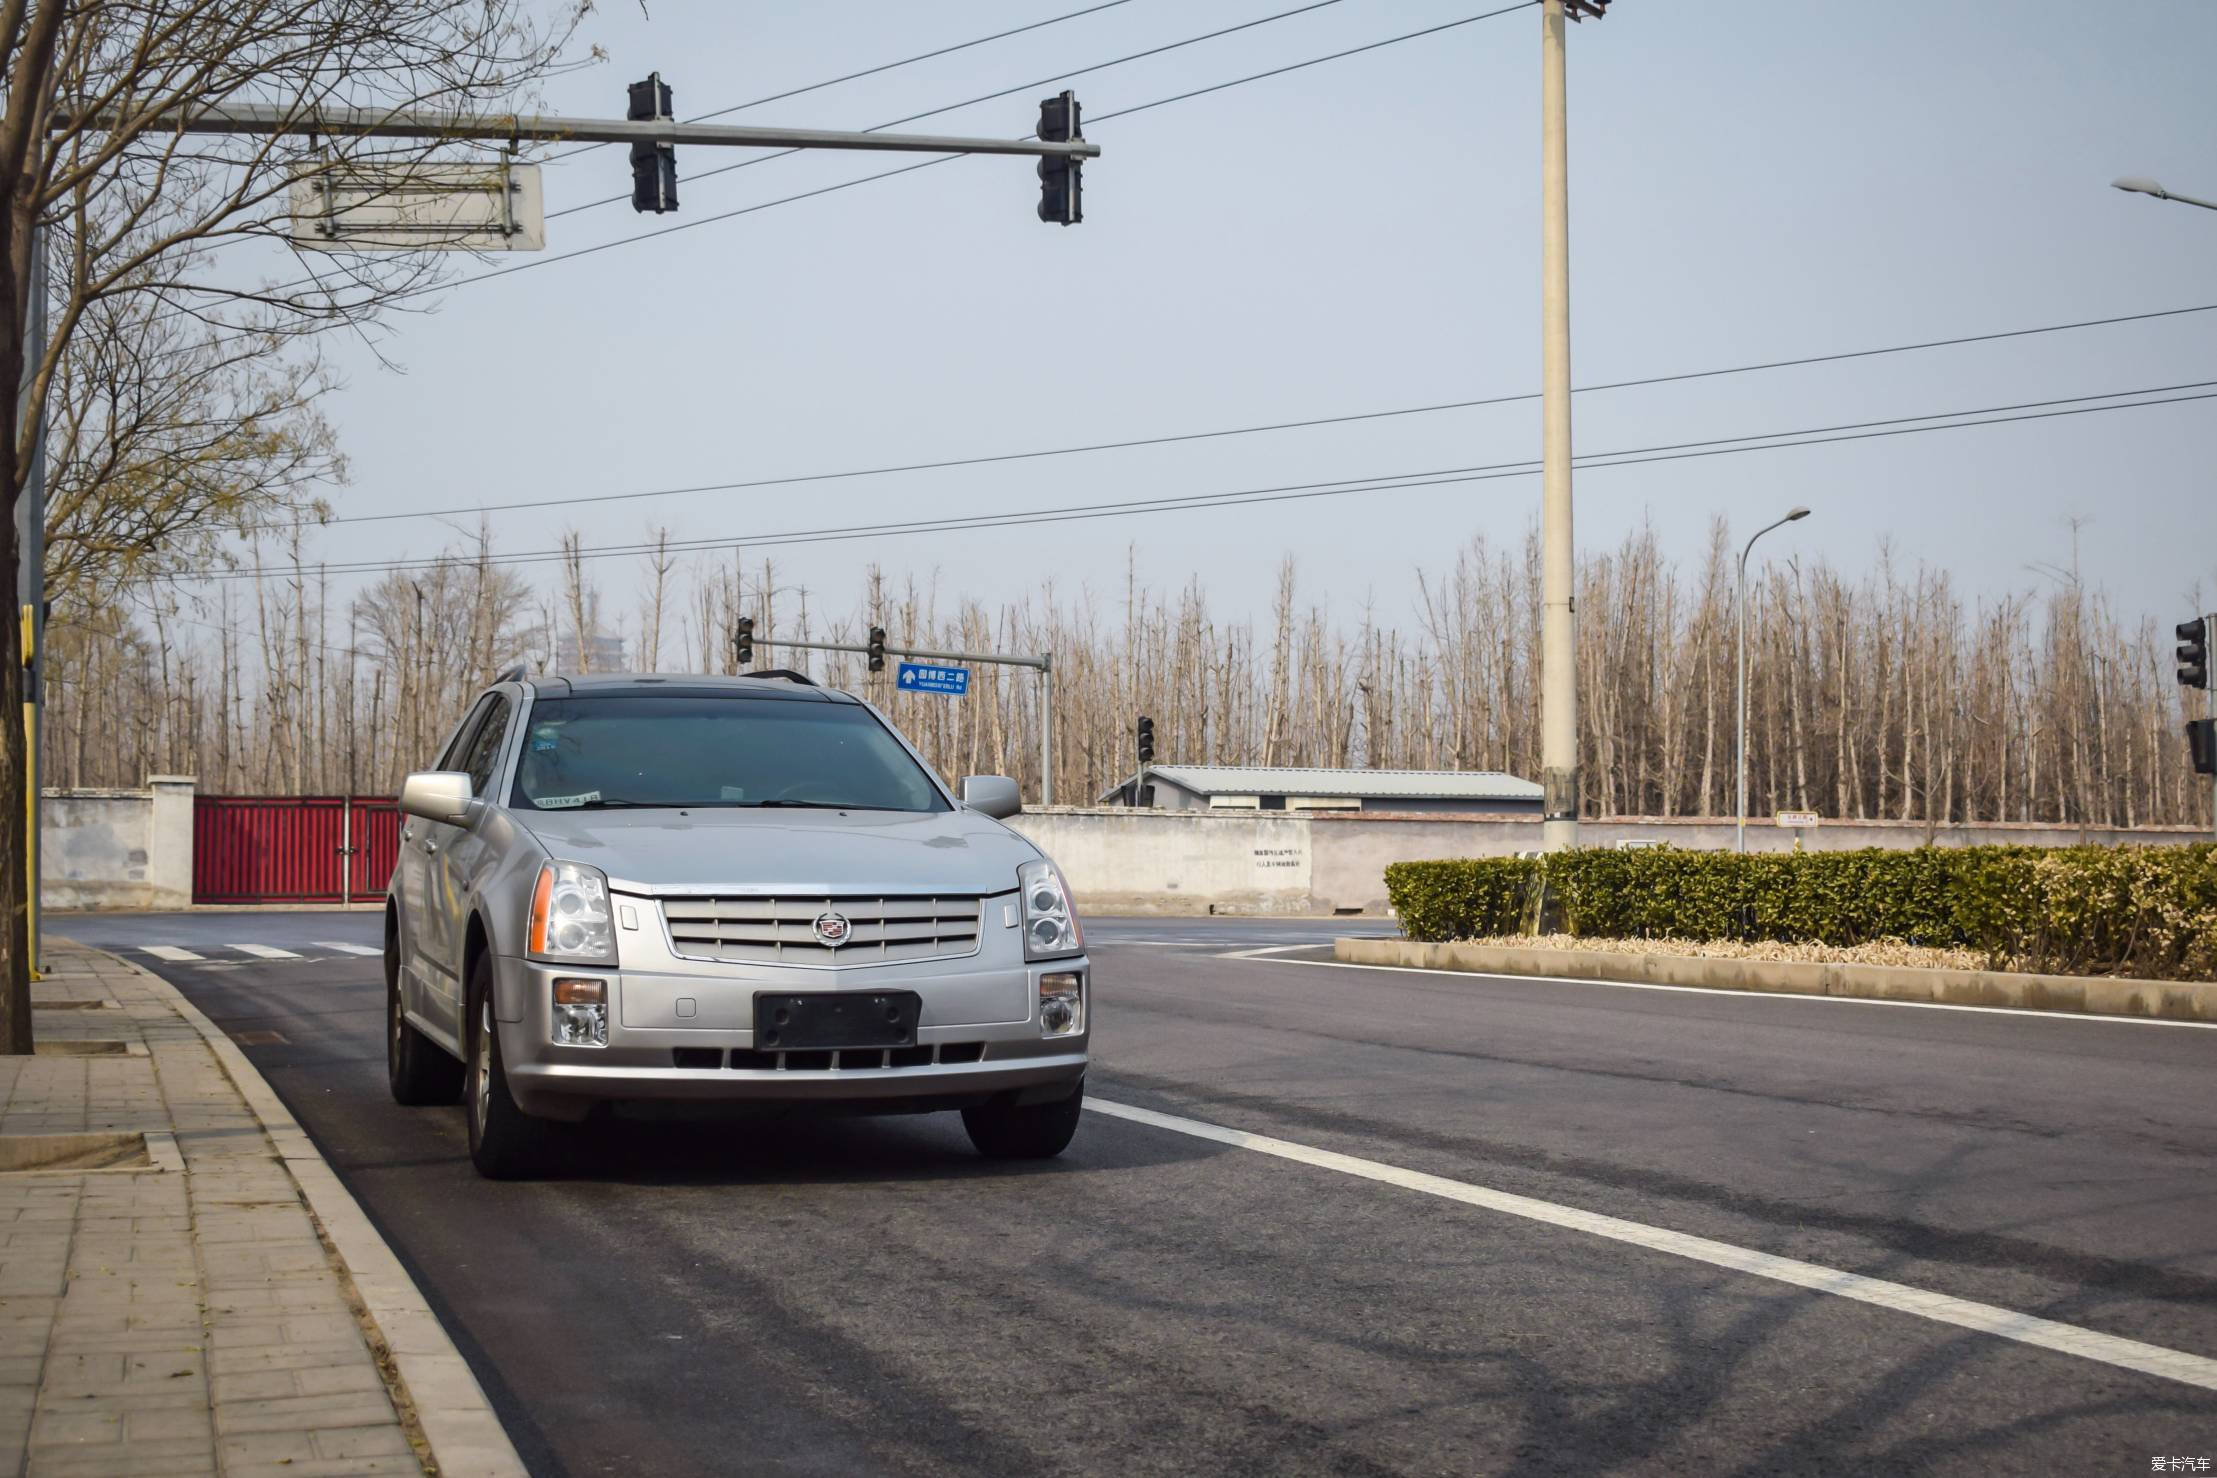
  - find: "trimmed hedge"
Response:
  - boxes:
[1383,845,2217,981]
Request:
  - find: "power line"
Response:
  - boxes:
[278,300,2217,531]
[542,0,1142,168]
[178,380,2217,584]
[140,0,1146,330]
[546,0,1358,222]
[167,0,1370,326]
[401,3,1540,302]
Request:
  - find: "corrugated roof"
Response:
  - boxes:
[1138,764,1542,801]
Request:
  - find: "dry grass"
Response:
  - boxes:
[1453,933,1996,973]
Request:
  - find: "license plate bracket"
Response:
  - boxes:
[752,991,921,1051]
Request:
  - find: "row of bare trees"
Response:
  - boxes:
[52,522,2211,829]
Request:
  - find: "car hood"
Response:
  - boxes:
[513,804,1040,897]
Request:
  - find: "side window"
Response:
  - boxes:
[437,696,497,772]
[459,695,514,799]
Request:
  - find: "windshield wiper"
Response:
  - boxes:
[741,799,855,809]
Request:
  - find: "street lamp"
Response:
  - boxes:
[1736,506,1811,855]
[2112,176,2217,213]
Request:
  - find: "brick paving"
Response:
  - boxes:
[0,943,425,1477]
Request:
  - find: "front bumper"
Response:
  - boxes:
[493,949,1089,1120]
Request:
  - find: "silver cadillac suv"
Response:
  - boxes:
[383,671,1088,1178]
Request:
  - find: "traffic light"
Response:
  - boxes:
[734,615,754,668]
[1136,715,1155,766]
[627,73,677,214]
[2177,617,2208,689]
[867,626,887,673]
[2190,718,2217,777]
[1036,91,1082,226]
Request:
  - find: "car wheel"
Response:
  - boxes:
[387,914,462,1106]
[961,1080,1084,1160]
[464,952,548,1180]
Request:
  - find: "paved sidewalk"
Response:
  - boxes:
[0,943,453,1476]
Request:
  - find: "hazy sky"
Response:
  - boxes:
[194,0,2217,649]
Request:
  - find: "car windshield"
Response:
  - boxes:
[508,694,949,813]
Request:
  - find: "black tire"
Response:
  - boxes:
[464,951,549,1179]
[962,1080,1084,1160]
[387,913,463,1106]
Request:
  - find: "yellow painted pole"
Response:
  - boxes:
[21,605,36,982]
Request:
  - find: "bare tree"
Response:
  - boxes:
[0,0,587,1049]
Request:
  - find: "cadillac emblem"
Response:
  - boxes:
[813,911,852,948]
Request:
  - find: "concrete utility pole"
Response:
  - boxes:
[1537,0,1580,852]
[1736,506,1810,854]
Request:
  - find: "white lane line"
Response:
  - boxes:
[1087,1097,2217,1392]
[141,946,205,963]
[314,942,382,957]
[230,944,303,960]
[1215,944,1310,960]
[1267,955,2217,1031]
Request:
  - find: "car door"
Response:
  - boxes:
[425,692,515,1034]
[399,695,495,1029]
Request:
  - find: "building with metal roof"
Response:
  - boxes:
[1096,764,1542,815]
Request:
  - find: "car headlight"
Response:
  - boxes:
[528,860,617,967]
[1019,858,1082,960]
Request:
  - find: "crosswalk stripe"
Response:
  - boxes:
[141,946,204,963]
[231,944,302,960]
[315,942,382,957]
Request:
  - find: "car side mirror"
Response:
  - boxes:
[399,770,475,825]
[960,775,1021,819]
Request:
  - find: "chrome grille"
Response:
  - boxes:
[660,895,984,967]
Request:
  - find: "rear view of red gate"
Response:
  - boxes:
[192,796,402,905]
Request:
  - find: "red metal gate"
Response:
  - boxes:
[192,796,403,905]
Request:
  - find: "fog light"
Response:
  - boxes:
[551,978,608,1046]
[1039,970,1083,1037]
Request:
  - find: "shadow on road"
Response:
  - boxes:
[361,1098,1228,1190]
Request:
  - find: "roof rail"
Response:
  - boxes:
[745,668,816,686]
[492,660,529,684]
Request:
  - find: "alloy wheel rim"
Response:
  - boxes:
[474,999,491,1132]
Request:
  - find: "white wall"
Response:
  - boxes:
[1008,808,1312,914]
[1010,807,2204,916]
[42,777,195,910]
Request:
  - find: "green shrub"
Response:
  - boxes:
[1382,844,2217,981]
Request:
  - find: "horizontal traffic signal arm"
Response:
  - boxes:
[47,100,1102,162]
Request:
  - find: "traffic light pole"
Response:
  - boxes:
[748,637,1056,808]
[14,222,43,983]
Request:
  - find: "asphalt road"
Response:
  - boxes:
[51,909,2217,1477]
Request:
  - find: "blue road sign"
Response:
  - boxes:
[896,661,970,696]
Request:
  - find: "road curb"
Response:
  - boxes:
[1331,938,2217,1023]
[74,941,531,1478]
